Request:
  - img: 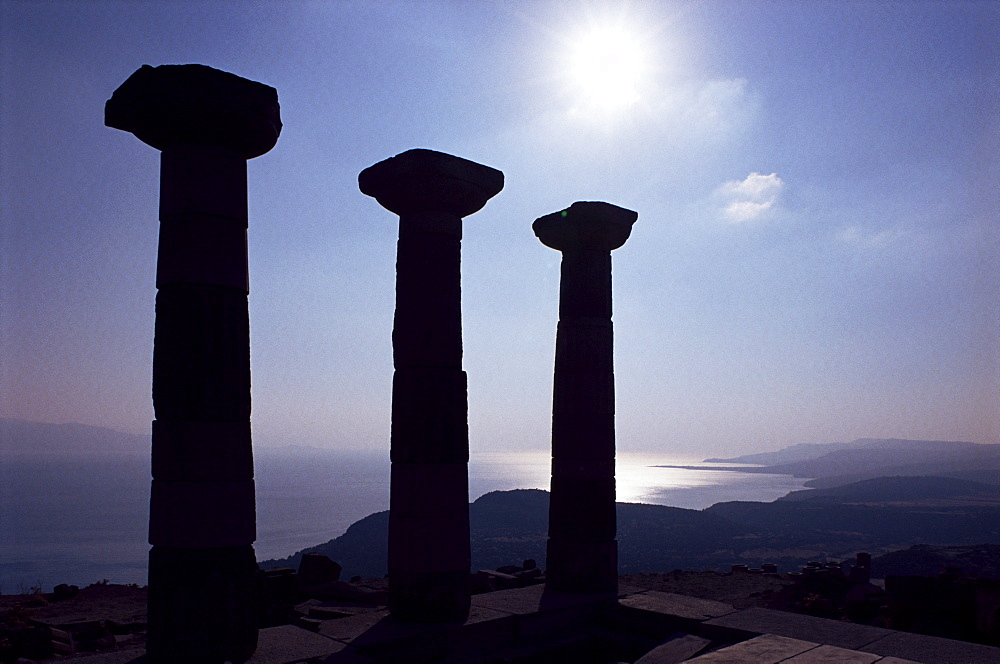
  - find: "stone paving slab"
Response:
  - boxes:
[634,633,711,663]
[316,609,391,643]
[860,630,1000,664]
[248,624,346,663]
[314,604,513,646]
[685,634,817,663]
[619,590,736,621]
[320,649,377,663]
[56,649,145,663]
[295,598,386,619]
[782,644,880,663]
[617,583,652,597]
[704,608,894,650]
[470,583,616,615]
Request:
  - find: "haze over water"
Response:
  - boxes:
[1,450,808,592]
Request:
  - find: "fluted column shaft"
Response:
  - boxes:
[106,64,280,663]
[534,201,637,593]
[360,149,503,622]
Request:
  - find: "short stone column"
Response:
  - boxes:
[533,201,637,593]
[359,149,503,622]
[105,64,280,663]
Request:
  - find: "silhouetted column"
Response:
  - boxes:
[105,64,280,663]
[533,201,637,593]
[359,149,503,622]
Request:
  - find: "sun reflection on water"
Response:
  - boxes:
[468,451,811,511]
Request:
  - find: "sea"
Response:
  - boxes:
[0,450,809,592]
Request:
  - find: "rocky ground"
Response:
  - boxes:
[621,570,793,609]
[0,572,796,662]
[0,583,147,627]
[0,571,788,624]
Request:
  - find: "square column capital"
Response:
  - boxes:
[359,148,503,218]
[106,64,281,159]
[533,201,637,252]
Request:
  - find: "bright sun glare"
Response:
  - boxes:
[563,23,647,115]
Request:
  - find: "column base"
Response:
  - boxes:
[147,545,258,664]
[388,570,471,623]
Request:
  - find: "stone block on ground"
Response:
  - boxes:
[704,608,894,650]
[859,630,1000,664]
[299,553,343,586]
[634,633,711,663]
[303,581,388,605]
[782,644,880,663]
[619,591,736,621]
[686,634,817,663]
[248,624,347,663]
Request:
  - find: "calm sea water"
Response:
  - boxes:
[0,450,809,592]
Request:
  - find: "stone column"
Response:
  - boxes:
[105,64,280,663]
[359,149,503,622]
[533,201,637,593]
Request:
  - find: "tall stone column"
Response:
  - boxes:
[533,201,637,593]
[359,149,503,622]
[105,64,280,663]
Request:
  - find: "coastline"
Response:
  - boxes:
[1,453,813,592]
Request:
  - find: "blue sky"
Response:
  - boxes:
[1,1,996,457]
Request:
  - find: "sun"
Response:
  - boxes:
[561,22,648,115]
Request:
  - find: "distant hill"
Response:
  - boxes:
[706,438,982,466]
[263,489,753,578]
[262,481,1000,579]
[704,440,868,465]
[0,419,148,456]
[695,439,1000,489]
[777,476,1000,504]
[871,544,1000,580]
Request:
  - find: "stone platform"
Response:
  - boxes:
[58,583,1000,663]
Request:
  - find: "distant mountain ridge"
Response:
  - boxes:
[263,476,1000,579]
[0,418,149,456]
[696,438,1000,489]
[777,476,1000,504]
[705,438,982,465]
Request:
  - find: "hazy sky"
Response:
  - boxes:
[2,1,996,458]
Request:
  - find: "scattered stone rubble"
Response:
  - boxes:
[5,553,1000,662]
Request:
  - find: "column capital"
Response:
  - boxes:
[533,201,637,252]
[105,64,281,159]
[359,148,504,218]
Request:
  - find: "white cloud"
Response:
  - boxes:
[715,172,784,223]
[838,224,909,249]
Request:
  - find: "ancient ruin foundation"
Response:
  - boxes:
[359,149,503,622]
[534,201,638,593]
[105,64,281,663]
